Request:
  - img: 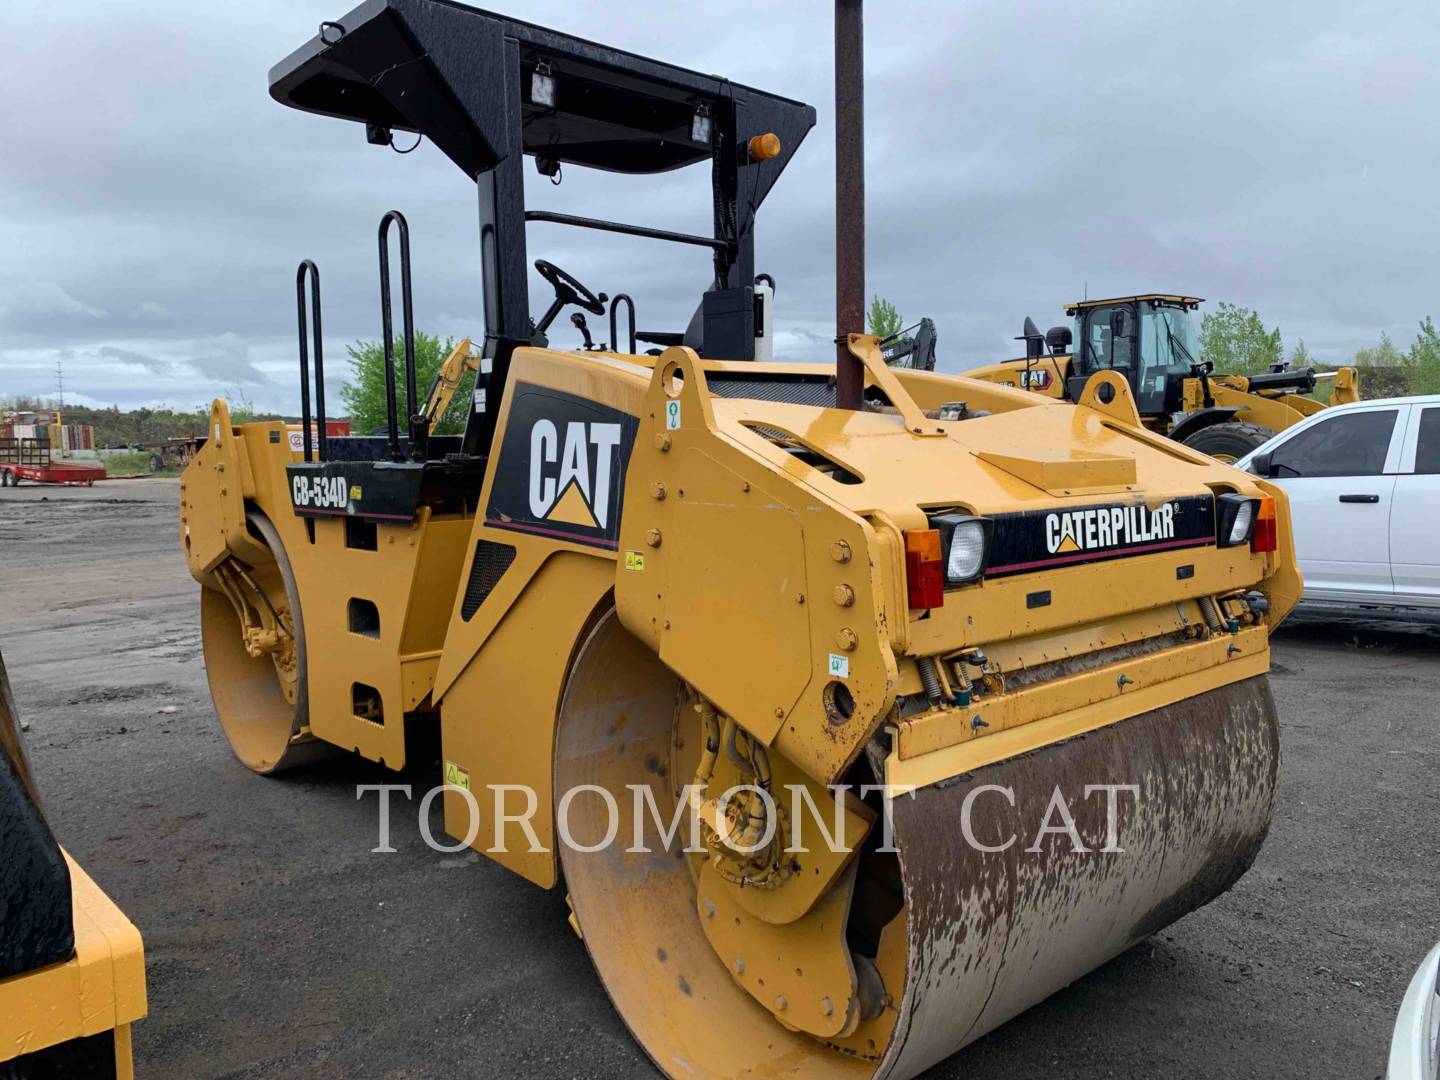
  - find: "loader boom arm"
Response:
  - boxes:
[417,338,478,433]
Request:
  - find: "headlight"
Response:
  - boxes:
[1216,494,1259,547]
[947,521,986,580]
[1227,501,1254,545]
[929,513,992,585]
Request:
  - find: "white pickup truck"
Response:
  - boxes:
[1238,396,1440,611]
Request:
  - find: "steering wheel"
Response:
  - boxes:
[535,259,606,316]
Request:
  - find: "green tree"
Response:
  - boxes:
[1197,302,1284,375]
[1354,331,1404,368]
[867,295,904,341]
[1405,316,1440,395]
[339,332,471,436]
[1289,339,1311,368]
[194,388,261,427]
[868,294,916,366]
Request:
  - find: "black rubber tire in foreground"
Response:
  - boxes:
[1180,422,1276,462]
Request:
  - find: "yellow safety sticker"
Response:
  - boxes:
[349,485,363,500]
[624,550,646,572]
[443,760,471,791]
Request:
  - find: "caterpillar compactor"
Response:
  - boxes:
[181,3,1299,1075]
[964,295,1360,460]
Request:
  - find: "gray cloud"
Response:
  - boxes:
[1,282,107,328]
[2,0,1437,413]
[97,345,170,375]
[131,300,171,321]
[183,333,272,386]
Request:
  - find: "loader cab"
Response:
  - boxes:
[1066,295,1203,415]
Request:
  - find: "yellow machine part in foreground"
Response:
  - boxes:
[0,855,148,1077]
[0,650,147,1077]
[182,339,1299,1077]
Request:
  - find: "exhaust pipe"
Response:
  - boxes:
[835,0,865,410]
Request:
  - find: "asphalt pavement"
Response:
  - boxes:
[1,478,1434,1079]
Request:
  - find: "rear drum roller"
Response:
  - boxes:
[556,610,1280,1079]
[199,510,330,774]
[1180,421,1276,463]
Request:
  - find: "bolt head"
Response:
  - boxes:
[734,959,746,974]
[645,528,663,548]
[830,539,852,563]
[774,994,788,1012]
[820,996,834,1016]
[650,481,666,500]
[835,628,858,652]
[654,432,672,452]
[833,584,855,607]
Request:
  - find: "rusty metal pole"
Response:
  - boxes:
[834,0,865,410]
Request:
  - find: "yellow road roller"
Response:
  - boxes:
[180,3,1299,1075]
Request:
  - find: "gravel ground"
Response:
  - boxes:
[1,478,1435,1079]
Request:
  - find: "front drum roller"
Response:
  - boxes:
[556,610,1280,1079]
[199,510,331,774]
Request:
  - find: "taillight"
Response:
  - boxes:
[1251,496,1277,553]
[904,529,944,609]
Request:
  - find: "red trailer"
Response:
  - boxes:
[0,438,107,487]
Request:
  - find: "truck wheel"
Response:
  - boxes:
[1,470,14,487]
[1180,421,1275,463]
[148,453,164,472]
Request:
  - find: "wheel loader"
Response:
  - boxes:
[180,3,1300,1075]
[963,294,1360,460]
[0,648,147,1077]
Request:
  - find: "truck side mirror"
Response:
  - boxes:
[1250,450,1273,477]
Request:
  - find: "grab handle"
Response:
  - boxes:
[609,293,636,354]
[378,210,418,461]
[295,259,327,462]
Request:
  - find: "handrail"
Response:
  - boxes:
[378,210,418,461]
[525,210,727,252]
[609,293,636,354]
[295,260,326,462]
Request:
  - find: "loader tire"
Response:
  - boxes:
[1180,421,1275,463]
[199,510,331,774]
[553,608,1280,1080]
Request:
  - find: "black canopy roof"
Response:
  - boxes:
[269,0,814,203]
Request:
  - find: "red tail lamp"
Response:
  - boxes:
[1252,496,1278,553]
[904,529,944,609]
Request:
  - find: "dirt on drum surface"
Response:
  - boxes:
[1,478,1435,1079]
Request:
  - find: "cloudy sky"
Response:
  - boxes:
[2,0,1436,413]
